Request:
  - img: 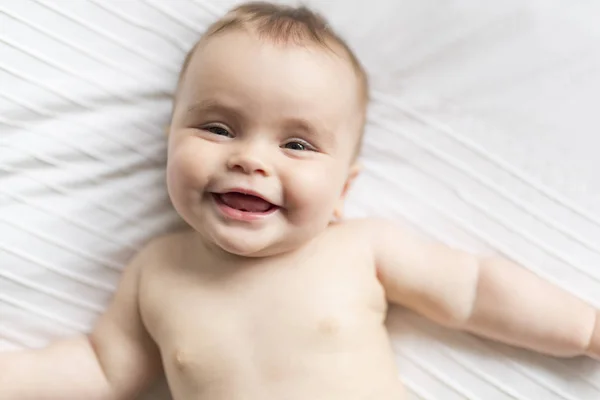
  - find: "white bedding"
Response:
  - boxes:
[1,1,599,399]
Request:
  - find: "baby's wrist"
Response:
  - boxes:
[588,310,600,360]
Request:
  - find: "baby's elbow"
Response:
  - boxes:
[441,257,481,329]
[433,303,474,329]
[419,288,476,329]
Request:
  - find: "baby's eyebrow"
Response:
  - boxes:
[186,99,242,119]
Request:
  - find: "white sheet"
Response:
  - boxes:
[1,1,599,399]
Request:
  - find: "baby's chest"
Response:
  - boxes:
[140,258,387,363]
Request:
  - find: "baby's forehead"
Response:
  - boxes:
[190,30,357,79]
[178,31,363,113]
[178,25,365,99]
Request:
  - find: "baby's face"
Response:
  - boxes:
[167,30,363,257]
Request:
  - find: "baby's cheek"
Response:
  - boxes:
[167,152,194,191]
[167,145,211,202]
[284,165,344,220]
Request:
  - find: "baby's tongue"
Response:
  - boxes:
[219,192,272,212]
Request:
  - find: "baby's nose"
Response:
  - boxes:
[227,151,270,176]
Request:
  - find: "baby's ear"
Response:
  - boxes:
[333,162,362,220]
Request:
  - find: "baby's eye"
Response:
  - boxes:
[283,140,313,151]
[204,125,232,137]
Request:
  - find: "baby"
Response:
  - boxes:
[1,2,599,400]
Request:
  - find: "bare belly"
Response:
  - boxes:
[161,327,405,400]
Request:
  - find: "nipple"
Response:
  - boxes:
[174,349,190,370]
[318,317,340,336]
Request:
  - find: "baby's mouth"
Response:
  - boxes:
[212,192,277,213]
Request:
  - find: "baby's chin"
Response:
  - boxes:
[206,225,321,259]
[215,238,274,258]
[206,229,288,258]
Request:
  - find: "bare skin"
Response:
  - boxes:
[1,19,598,400]
[144,224,401,400]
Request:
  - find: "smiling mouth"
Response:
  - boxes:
[212,192,278,215]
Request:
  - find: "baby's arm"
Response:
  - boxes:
[0,243,163,400]
[370,219,600,358]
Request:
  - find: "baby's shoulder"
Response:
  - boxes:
[133,229,196,269]
[327,217,415,255]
